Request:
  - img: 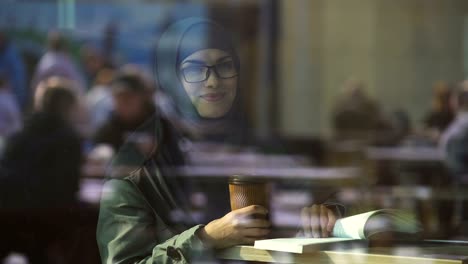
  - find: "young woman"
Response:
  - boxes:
[97,18,339,263]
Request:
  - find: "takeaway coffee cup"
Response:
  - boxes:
[228,175,270,218]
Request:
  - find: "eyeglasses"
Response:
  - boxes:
[180,60,238,83]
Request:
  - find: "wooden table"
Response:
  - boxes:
[186,151,312,167]
[217,244,468,264]
[78,165,361,204]
[366,147,444,162]
[175,165,361,185]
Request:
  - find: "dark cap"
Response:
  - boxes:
[111,73,147,94]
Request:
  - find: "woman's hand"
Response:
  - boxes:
[301,204,337,238]
[197,205,270,249]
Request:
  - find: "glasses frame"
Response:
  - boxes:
[180,61,238,83]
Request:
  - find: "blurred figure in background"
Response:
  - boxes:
[33,76,90,137]
[0,71,22,138]
[79,44,107,89]
[32,30,86,95]
[423,81,455,143]
[85,67,115,133]
[332,79,389,145]
[440,81,468,235]
[92,68,155,153]
[387,108,412,145]
[0,31,27,111]
[440,81,468,176]
[0,77,82,209]
[0,77,96,264]
[102,21,118,67]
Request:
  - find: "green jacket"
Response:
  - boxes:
[96,161,213,264]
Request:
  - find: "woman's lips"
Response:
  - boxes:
[200,92,226,102]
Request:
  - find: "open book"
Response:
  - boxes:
[254,209,422,253]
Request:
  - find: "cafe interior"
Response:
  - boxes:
[1,0,468,263]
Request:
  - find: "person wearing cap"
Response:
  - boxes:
[92,70,156,152]
[96,18,341,263]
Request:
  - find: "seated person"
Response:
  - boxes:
[440,81,468,178]
[332,79,390,145]
[85,67,115,133]
[93,70,156,153]
[96,18,341,264]
[424,82,455,142]
[440,81,468,233]
[0,77,82,209]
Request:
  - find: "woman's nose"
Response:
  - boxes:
[205,69,219,88]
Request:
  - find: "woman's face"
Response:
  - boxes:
[179,49,238,118]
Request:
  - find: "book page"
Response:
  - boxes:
[252,209,420,254]
[254,237,356,253]
[332,210,381,239]
[363,209,422,237]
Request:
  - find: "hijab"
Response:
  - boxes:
[155,17,249,145]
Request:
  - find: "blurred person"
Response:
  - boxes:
[0,31,27,110]
[423,81,455,142]
[387,109,412,145]
[0,72,22,137]
[440,81,468,234]
[92,69,155,152]
[33,76,90,137]
[0,79,97,263]
[85,67,115,133]
[332,78,390,144]
[33,76,79,111]
[120,63,157,93]
[32,30,86,95]
[0,81,82,208]
[97,18,343,264]
[79,43,107,89]
[440,81,468,177]
[102,21,118,67]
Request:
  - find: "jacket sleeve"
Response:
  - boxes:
[96,179,209,264]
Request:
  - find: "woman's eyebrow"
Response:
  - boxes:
[182,56,232,66]
[181,60,206,65]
